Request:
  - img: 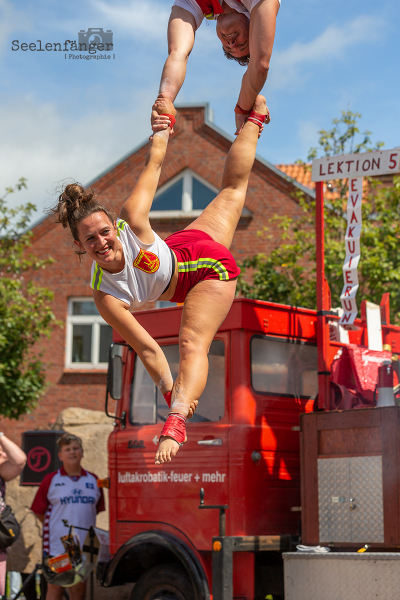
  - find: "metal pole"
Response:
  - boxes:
[315,181,331,410]
[212,537,233,600]
[219,509,226,537]
[90,527,94,600]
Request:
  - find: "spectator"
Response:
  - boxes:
[0,433,27,596]
[31,433,104,600]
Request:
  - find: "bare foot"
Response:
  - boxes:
[251,94,270,124]
[155,435,182,464]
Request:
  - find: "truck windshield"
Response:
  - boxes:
[130,340,225,425]
[251,336,318,398]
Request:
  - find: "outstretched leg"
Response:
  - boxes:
[154,278,237,464]
[185,95,268,249]
[154,96,267,464]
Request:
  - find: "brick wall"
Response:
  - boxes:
[4,105,313,443]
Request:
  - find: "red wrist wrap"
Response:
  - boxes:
[234,103,251,115]
[247,109,270,128]
[160,412,186,445]
[164,113,176,129]
[163,391,172,409]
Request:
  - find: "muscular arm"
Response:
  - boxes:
[235,0,279,133]
[119,128,170,243]
[152,6,197,133]
[160,6,197,101]
[93,291,173,394]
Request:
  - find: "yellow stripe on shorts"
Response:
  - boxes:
[178,258,229,281]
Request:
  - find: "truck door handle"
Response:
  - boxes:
[197,439,223,446]
[349,497,357,511]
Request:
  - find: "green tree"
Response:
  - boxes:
[0,179,57,419]
[237,112,400,321]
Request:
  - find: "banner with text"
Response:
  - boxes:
[339,177,363,326]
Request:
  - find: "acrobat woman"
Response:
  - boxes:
[51,94,268,463]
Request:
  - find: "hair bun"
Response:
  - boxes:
[54,183,96,229]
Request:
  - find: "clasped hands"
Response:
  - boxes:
[150,94,270,137]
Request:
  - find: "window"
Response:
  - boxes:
[130,340,225,424]
[66,298,113,369]
[153,179,183,211]
[251,336,318,398]
[151,169,218,217]
[155,301,177,309]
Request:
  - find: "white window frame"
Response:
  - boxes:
[150,168,219,219]
[65,297,112,370]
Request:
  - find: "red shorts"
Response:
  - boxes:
[164,229,240,304]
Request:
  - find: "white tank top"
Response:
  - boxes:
[90,219,173,308]
[173,0,280,29]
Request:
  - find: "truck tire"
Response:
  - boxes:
[130,563,193,600]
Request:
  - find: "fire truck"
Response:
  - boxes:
[97,149,400,600]
[99,297,316,600]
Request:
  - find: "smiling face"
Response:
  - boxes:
[75,211,122,267]
[216,10,250,58]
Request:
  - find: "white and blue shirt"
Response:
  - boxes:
[31,467,104,557]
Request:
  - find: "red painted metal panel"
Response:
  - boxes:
[108,296,400,585]
[113,299,318,343]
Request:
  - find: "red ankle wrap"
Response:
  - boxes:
[160,412,186,445]
[163,391,172,408]
[247,109,270,128]
[164,113,176,129]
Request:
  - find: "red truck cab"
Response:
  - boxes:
[100,298,318,600]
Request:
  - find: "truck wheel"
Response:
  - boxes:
[130,563,193,600]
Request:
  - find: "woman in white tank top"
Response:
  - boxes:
[50,95,268,464]
[153,0,280,135]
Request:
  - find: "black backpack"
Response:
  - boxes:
[0,506,20,549]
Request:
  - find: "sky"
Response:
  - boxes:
[1,0,399,224]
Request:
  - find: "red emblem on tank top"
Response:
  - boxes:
[195,0,224,17]
[133,249,160,274]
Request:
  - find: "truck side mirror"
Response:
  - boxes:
[108,343,123,400]
[105,343,126,427]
